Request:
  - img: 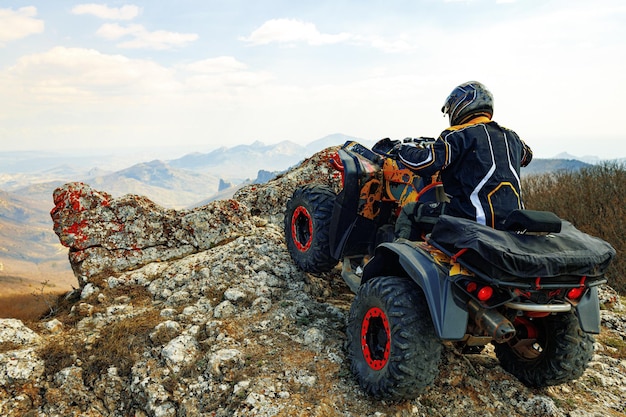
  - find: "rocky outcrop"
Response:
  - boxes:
[1,146,625,416]
[50,181,256,286]
[49,148,341,287]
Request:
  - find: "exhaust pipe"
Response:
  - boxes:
[467,299,516,343]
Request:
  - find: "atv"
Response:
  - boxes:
[284,139,616,400]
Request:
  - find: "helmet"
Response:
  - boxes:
[441,81,494,126]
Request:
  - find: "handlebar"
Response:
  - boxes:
[372,137,436,157]
[403,137,436,146]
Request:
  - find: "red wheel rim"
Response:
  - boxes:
[361,307,391,370]
[291,206,313,252]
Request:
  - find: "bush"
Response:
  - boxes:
[522,163,625,294]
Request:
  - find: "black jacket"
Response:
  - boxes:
[398,116,533,228]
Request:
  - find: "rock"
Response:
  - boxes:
[41,319,63,334]
[80,283,99,299]
[161,334,199,373]
[51,182,255,286]
[209,349,243,377]
[0,319,41,347]
[0,348,44,386]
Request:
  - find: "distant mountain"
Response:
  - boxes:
[189,169,285,208]
[168,140,298,179]
[553,152,602,165]
[523,158,591,176]
[169,134,365,181]
[87,160,221,209]
[0,190,74,293]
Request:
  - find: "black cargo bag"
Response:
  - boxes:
[395,201,446,240]
[428,215,615,280]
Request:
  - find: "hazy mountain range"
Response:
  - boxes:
[0,132,618,295]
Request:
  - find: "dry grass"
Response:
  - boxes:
[596,325,626,360]
[38,308,163,387]
[523,162,626,293]
[35,284,161,392]
[39,335,77,375]
[0,291,66,322]
[80,309,162,386]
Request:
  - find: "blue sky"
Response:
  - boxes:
[1,1,625,159]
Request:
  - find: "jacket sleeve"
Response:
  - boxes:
[520,139,533,167]
[397,137,450,177]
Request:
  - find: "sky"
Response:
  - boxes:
[0,0,625,159]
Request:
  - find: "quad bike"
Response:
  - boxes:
[283,140,616,400]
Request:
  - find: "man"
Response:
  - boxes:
[395,81,533,238]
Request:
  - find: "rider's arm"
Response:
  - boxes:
[521,139,533,167]
[397,138,450,177]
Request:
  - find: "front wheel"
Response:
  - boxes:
[346,276,442,400]
[284,184,338,273]
[494,312,594,387]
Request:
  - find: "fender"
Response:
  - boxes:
[575,286,601,334]
[329,148,379,259]
[362,240,469,340]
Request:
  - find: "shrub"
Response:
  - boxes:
[522,162,626,293]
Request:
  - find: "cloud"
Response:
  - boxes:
[181,56,249,73]
[180,56,273,92]
[0,46,280,149]
[71,4,140,20]
[1,47,272,108]
[96,23,198,50]
[241,18,417,53]
[241,18,351,46]
[3,46,179,102]
[73,4,196,50]
[0,7,44,47]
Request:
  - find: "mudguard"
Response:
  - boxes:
[575,286,601,334]
[361,240,469,340]
[329,147,380,259]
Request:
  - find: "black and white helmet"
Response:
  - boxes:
[441,81,494,126]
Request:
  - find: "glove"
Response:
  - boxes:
[372,138,401,156]
[412,137,436,148]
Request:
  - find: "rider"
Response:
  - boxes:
[395,81,533,239]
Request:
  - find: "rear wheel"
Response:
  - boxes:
[494,312,594,387]
[346,276,442,400]
[284,184,338,273]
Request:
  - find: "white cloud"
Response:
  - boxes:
[241,18,352,46]
[0,7,44,47]
[4,46,179,102]
[71,4,140,20]
[0,46,280,149]
[179,56,273,95]
[181,56,249,73]
[241,18,417,53]
[96,22,140,39]
[96,23,198,50]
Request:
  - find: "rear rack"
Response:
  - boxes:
[504,301,572,312]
